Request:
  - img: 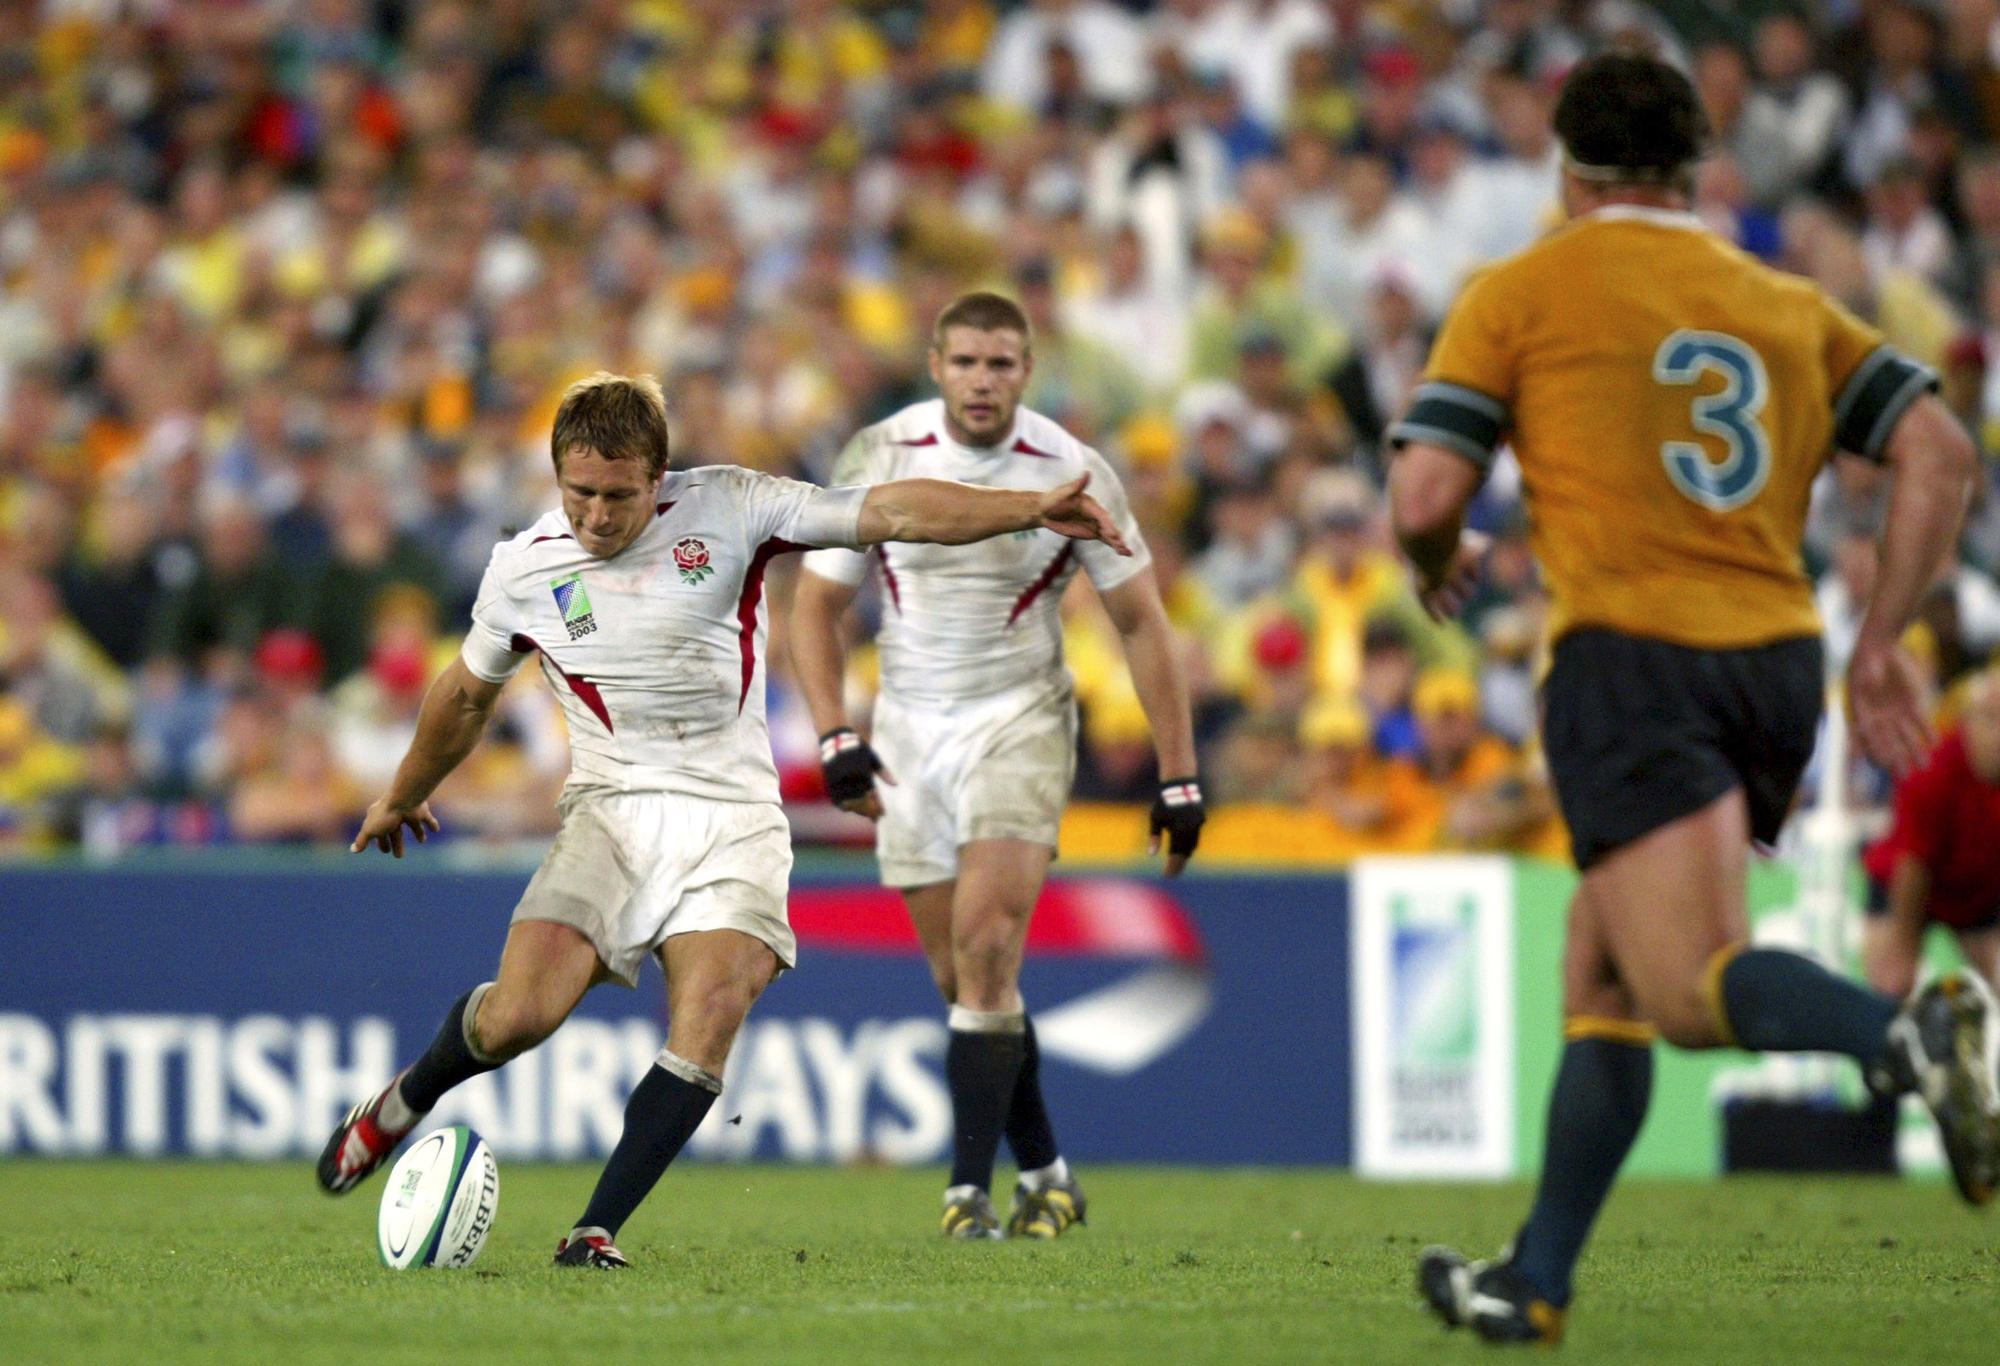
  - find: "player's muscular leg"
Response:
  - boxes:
[1584,790,1750,1048]
[661,928,782,1075]
[473,920,614,1060]
[902,880,959,1002]
[950,839,1052,1012]
[1561,883,1638,1023]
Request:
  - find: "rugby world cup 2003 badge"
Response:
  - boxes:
[1388,890,1480,1146]
[672,536,714,585]
[551,574,597,639]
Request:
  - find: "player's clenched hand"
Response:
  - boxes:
[1415,529,1489,621]
[1848,639,1934,777]
[1037,474,1131,555]
[820,727,894,820]
[1149,777,1205,877]
[351,798,440,857]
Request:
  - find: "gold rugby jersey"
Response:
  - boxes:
[1390,207,1936,650]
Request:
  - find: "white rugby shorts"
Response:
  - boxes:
[869,679,1077,888]
[511,787,795,983]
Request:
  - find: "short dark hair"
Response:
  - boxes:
[932,291,1032,350]
[1552,52,1710,188]
[550,371,671,478]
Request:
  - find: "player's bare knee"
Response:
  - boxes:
[952,909,1026,962]
[471,990,559,1059]
[951,940,1019,1006]
[1650,992,1726,1050]
[676,975,760,1046]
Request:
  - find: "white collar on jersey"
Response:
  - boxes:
[1578,204,1707,232]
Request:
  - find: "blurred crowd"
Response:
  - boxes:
[6,0,2000,859]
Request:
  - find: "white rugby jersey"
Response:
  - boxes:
[801,400,1149,707]
[461,465,867,803]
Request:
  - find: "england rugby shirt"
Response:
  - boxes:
[461,465,866,803]
[800,400,1150,707]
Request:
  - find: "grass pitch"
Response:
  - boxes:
[1,1164,1995,1366]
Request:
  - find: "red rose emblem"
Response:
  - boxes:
[672,536,715,584]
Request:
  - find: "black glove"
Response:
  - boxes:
[1149,776,1206,862]
[820,728,885,807]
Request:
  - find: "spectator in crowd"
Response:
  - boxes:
[1748,9,1851,202]
[227,706,365,844]
[144,493,294,679]
[1299,693,1398,846]
[1458,65,1562,264]
[55,487,168,671]
[1192,461,1295,608]
[1381,669,1515,850]
[1835,0,1986,194]
[294,483,441,684]
[1357,616,1421,760]
[1062,223,1189,394]
[1863,155,1958,286]
[1695,41,1798,209]
[1944,148,2000,307]
[0,695,86,847]
[1187,207,1347,389]
[1015,256,1151,444]
[984,0,1151,115]
[1190,66,1279,176]
[2,569,128,748]
[1325,261,1433,471]
[1310,150,1438,333]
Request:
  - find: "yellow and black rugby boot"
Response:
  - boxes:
[1007,1173,1087,1238]
[1878,971,2000,1205]
[941,1185,1004,1239]
[1418,1246,1566,1345]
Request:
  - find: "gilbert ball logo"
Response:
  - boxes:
[673,537,714,585]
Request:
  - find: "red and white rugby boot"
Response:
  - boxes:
[315,1069,419,1194]
[554,1228,631,1269]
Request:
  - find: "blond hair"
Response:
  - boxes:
[550,371,671,478]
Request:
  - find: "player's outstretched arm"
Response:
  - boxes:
[1389,442,1489,620]
[791,568,893,820]
[855,474,1131,554]
[1100,572,1203,875]
[351,655,504,857]
[1850,394,1977,774]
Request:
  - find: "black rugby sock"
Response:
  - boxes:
[946,1009,1027,1192]
[1716,947,1899,1065]
[576,1056,722,1237]
[1511,1032,1655,1308]
[398,985,502,1115]
[1004,1015,1061,1173]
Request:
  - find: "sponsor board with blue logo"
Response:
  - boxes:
[0,860,1350,1163]
[1351,857,1515,1178]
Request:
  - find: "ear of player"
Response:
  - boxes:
[819,728,886,807]
[1149,778,1206,860]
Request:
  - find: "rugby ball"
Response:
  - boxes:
[377,1124,498,1269]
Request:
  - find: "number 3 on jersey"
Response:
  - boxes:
[1652,330,1772,512]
